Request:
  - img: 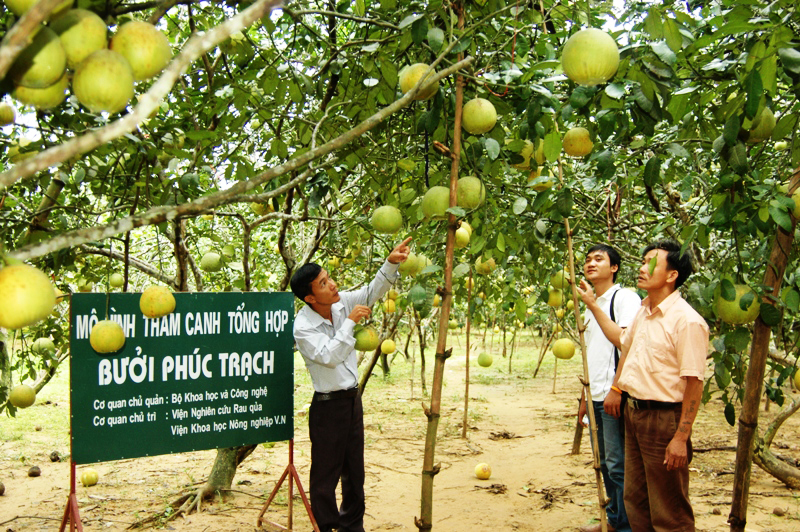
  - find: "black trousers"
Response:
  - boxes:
[308,392,365,532]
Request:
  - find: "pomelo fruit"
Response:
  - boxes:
[448,319,458,330]
[90,320,125,353]
[383,299,396,313]
[354,326,380,351]
[461,98,497,135]
[398,63,439,100]
[475,256,496,275]
[715,284,760,325]
[561,28,619,86]
[563,127,593,156]
[13,71,68,110]
[550,269,571,289]
[456,176,486,209]
[553,338,576,359]
[80,468,99,487]
[9,384,36,408]
[139,285,176,318]
[73,49,134,114]
[747,106,776,143]
[455,227,470,248]
[380,339,396,354]
[0,103,16,126]
[109,273,125,288]
[50,8,107,69]
[32,337,56,356]
[547,289,563,307]
[477,352,493,367]
[200,252,223,272]
[474,463,491,480]
[371,205,403,234]
[432,293,441,307]
[110,20,172,81]
[387,289,399,300]
[0,263,56,329]
[459,220,473,236]
[10,26,67,89]
[4,0,73,17]
[421,186,451,220]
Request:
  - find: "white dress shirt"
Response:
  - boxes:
[584,285,641,401]
[294,260,399,393]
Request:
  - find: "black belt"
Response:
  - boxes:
[628,397,682,410]
[313,386,359,402]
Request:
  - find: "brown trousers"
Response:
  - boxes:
[623,406,695,532]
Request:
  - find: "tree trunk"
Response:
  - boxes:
[752,396,800,489]
[416,309,427,396]
[462,270,473,439]
[0,329,10,406]
[729,165,800,531]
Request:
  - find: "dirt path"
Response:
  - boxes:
[1,338,799,531]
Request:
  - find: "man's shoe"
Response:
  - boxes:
[578,523,616,532]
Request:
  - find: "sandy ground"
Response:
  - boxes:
[2,333,799,532]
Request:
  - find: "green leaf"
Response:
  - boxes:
[744,70,763,119]
[569,86,594,109]
[512,197,528,215]
[398,14,422,29]
[556,189,573,218]
[663,18,683,52]
[446,206,466,217]
[728,142,748,175]
[760,304,781,326]
[651,41,677,65]
[427,27,445,52]
[648,255,657,276]
[453,263,470,278]
[643,156,661,187]
[397,158,416,172]
[778,47,800,74]
[515,297,527,322]
[496,233,506,253]
[723,114,741,146]
[724,402,736,427]
[353,0,365,16]
[720,278,736,301]
[768,205,792,231]
[604,83,626,100]
[760,55,777,95]
[643,9,663,39]
[543,131,562,162]
[784,289,800,312]
[739,291,755,312]
[408,284,428,311]
[411,17,428,44]
[727,327,751,352]
[714,363,731,389]
[666,143,690,159]
[451,37,472,55]
[484,138,500,160]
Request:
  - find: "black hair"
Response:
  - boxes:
[586,243,622,282]
[290,263,322,302]
[643,239,694,289]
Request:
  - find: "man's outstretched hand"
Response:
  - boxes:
[388,237,413,264]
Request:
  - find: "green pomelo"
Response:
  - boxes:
[9,384,36,408]
[354,326,381,351]
[461,98,497,135]
[747,107,776,143]
[561,28,619,86]
[13,71,68,110]
[200,252,223,272]
[456,176,486,209]
[563,127,593,156]
[50,9,108,69]
[109,273,125,288]
[110,20,172,81]
[371,205,403,234]
[0,263,56,329]
[715,284,760,325]
[421,186,451,220]
[0,103,16,126]
[3,0,73,17]
[10,26,67,89]
[32,337,56,356]
[477,352,493,367]
[73,49,134,114]
[553,338,576,359]
[455,227,470,248]
[398,63,439,101]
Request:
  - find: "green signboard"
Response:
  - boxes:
[69,292,294,465]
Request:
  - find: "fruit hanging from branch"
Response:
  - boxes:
[73,49,134,113]
[89,320,126,353]
[0,263,57,329]
[461,98,497,135]
[398,63,439,100]
[562,127,594,157]
[139,285,176,318]
[110,20,173,81]
[371,205,403,234]
[561,28,619,86]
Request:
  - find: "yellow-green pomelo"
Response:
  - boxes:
[383,299,396,313]
[139,285,176,318]
[76,278,93,292]
[456,176,486,209]
[109,273,125,288]
[371,205,403,234]
[421,186,451,220]
[715,284,760,325]
[89,320,125,353]
[9,384,36,408]
[32,337,56,356]
[529,169,554,191]
[398,252,420,276]
[465,278,474,291]
[10,26,67,89]
[448,319,458,330]
[0,263,56,329]
[747,107,776,143]
[556,308,565,319]
[474,463,491,480]
[354,326,380,351]
[477,352,493,367]
[0,103,16,126]
[567,300,575,310]
[387,289,399,300]
[50,9,108,69]
[475,256,496,275]
[13,71,68,110]
[398,63,439,101]
[110,20,172,81]
[563,127,593,157]
[550,269,571,289]
[3,0,73,17]
[459,220,473,236]
[547,289,563,307]
[380,339,396,354]
[80,468,99,487]
[200,251,223,272]
[792,188,800,219]
[561,28,619,86]
[552,338,576,359]
[794,370,800,390]
[455,227,470,248]
[507,139,534,170]
[461,98,497,135]
[73,49,134,114]
[221,245,236,259]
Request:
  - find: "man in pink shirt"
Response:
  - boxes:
[604,240,709,532]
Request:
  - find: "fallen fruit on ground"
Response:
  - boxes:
[561,28,619,86]
[0,263,57,329]
[715,284,760,325]
[354,326,380,351]
[110,20,172,81]
[456,176,486,209]
[553,338,576,359]
[474,463,492,480]
[9,26,66,89]
[28,466,41,477]
[139,285,176,318]
[73,49,134,113]
[200,251,223,272]
[50,8,108,69]
[477,352,493,367]
[80,468,99,487]
[562,127,594,156]
[461,98,497,135]
[398,63,439,100]
[9,384,36,408]
[421,186,451,220]
[371,205,403,234]
[380,339,396,354]
[90,320,125,353]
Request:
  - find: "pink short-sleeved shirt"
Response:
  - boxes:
[617,290,709,402]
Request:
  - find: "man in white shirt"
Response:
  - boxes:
[576,244,641,532]
[290,237,411,532]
